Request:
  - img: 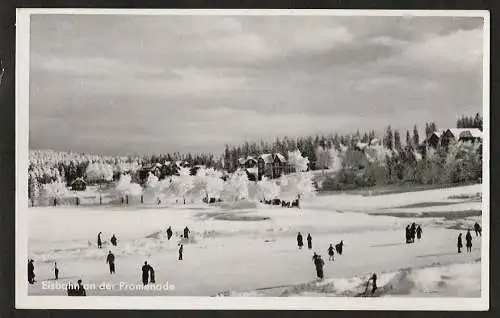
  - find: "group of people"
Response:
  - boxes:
[405,223,423,244]
[296,232,313,249]
[457,227,479,254]
[297,232,344,279]
[97,232,118,249]
[141,261,156,285]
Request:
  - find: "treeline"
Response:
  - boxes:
[456,113,483,130]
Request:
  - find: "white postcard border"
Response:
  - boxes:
[15,8,490,310]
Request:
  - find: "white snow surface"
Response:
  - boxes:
[28,184,482,297]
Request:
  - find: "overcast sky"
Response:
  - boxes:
[29,14,484,156]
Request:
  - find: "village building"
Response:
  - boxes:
[71,177,87,191]
[239,153,293,180]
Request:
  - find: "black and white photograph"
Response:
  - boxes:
[16,9,489,310]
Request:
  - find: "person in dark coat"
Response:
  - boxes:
[106,251,116,274]
[457,233,463,253]
[110,234,117,246]
[97,232,103,249]
[312,253,325,279]
[149,265,155,284]
[416,225,423,240]
[28,259,35,284]
[466,229,473,253]
[142,261,150,285]
[335,240,344,255]
[328,244,335,261]
[166,226,173,240]
[410,223,416,243]
[368,273,377,294]
[68,279,86,296]
[183,227,190,239]
[474,222,482,237]
[178,244,184,260]
[307,233,312,249]
[405,225,411,244]
[297,232,303,249]
[54,262,59,280]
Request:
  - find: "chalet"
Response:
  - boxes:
[440,128,482,148]
[425,130,444,149]
[71,177,86,191]
[238,153,292,180]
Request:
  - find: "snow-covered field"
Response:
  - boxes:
[27,184,483,297]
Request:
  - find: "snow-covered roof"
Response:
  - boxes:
[71,177,86,184]
[238,158,246,165]
[274,153,287,163]
[447,128,482,139]
[355,142,369,150]
[246,167,258,175]
[259,153,273,164]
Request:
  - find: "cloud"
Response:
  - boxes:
[28,14,485,155]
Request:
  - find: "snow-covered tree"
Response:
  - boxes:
[43,180,68,206]
[195,168,224,202]
[221,169,249,202]
[115,174,143,204]
[86,162,113,183]
[257,177,280,201]
[288,150,310,172]
[170,174,194,204]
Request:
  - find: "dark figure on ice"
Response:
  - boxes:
[183,227,190,239]
[68,279,86,296]
[474,222,482,237]
[466,229,473,253]
[97,232,103,249]
[178,244,184,260]
[416,225,423,240]
[457,233,463,253]
[28,259,35,284]
[297,232,303,249]
[410,223,416,243]
[335,240,344,255]
[54,262,59,280]
[150,265,155,283]
[328,244,335,261]
[405,225,411,244]
[312,253,325,279]
[166,226,173,240]
[142,261,151,285]
[367,273,377,295]
[307,233,312,249]
[106,251,116,274]
[110,234,117,246]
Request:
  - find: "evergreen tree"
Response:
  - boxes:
[413,125,420,146]
[394,130,402,151]
[406,130,412,148]
[384,126,394,150]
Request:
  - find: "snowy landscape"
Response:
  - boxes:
[28,182,482,297]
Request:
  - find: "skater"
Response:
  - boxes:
[178,244,184,260]
[405,225,411,244]
[68,279,86,296]
[183,226,190,239]
[110,234,117,247]
[97,232,102,249]
[150,264,155,284]
[166,226,173,240]
[335,240,344,255]
[410,223,416,243]
[457,233,463,254]
[27,259,35,284]
[466,229,473,253]
[54,262,59,280]
[297,232,303,249]
[142,261,150,285]
[367,273,377,295]
[416,225,423,240]
[307,233,312,249]
[312,253,325,279]
[474,222,482,237]
[106,251,116,274]
[327,244,335,261]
